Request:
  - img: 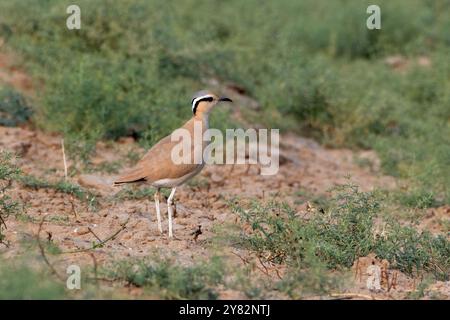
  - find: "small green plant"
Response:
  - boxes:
[18,174,98,208]
[276,246,344,299]
[0,87,33,127]
[103,255,225,299]
[294,188,331,210]
[230,184,449,281]
[231,184,379,269]
[88,160,122,174]
[187,176,211,190]
[228,266,265,299]
[114,186,169,201]
[0,151,21,245]
[0,257,65,299]
[374,222,449,281]
[393,189,440,209]
[406,276,434,299]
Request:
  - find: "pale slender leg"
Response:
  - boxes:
[154,188,163,234]
[167,187,177,238]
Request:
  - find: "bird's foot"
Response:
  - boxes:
[168,234,181,241]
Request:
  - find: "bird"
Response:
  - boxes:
[113,90,232,238]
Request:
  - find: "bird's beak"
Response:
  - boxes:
[219,97,232,102]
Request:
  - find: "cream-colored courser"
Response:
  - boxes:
[114,90,232,238]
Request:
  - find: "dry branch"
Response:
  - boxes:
[61,138,68,180]
[330,293,386,300]
[61,217,130,254]
[36,216,64,281]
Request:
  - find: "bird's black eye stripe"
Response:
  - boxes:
[192,96,214,114]
[196,97,214,103]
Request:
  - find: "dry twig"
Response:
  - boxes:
[36,216,64,281]
[88,227,103,243]
[61,217,130,254]
[61,138,68,180]
[330,293,385,300]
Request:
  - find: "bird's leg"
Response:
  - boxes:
[167,187,177,238]
[173,198,177,218]
[245,163,251,175]
[154,188,163,234]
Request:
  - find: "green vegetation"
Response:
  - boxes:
[0,87,33,127]
[114,185,170,201]
[0,257,66,299]
[103,255,225,299]
[230,184,449,281]
[18,174,98,208]
[0,0,448,201]
[103,252,343,299]
[391,189,441,209]
[0,151,21,245]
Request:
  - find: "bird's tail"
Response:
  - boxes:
[113,168,146,186]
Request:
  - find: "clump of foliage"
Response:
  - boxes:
[231,184,449,281]
[0,151,21,245]
[276,250,344,299]
[104,255,225,299]
[18,174,98,208]
[374,222,449,281]
[0,257,66,299]
[0,87,33,127]
[114,186,155,201]
[391,188,441,209]
[231,184,378,269]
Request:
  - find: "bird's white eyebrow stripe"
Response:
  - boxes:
[192,95,214,111]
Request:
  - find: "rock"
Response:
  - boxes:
[117,214,129,225]
[73,227,89,235]
[211,173,224,184]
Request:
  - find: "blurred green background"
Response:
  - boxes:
[0,0,449,202]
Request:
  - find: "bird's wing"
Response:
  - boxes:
[114,130,201,184]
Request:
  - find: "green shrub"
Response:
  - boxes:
[104,255,225,299]
[0,87,33,127]
[231,184,378,269]
[375,223,449,281]
[0,151,21,245]
[19,174,98,209]
[230,184,449,280]
[0,258,66,299]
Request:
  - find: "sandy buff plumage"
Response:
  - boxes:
[114,90,232,238]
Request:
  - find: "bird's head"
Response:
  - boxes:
[191,90,232,117]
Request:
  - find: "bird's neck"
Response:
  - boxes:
[193,112,210,129]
